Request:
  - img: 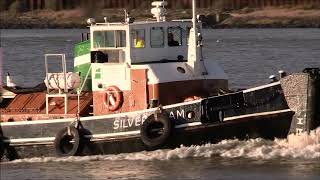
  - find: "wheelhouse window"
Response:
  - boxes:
[131,29,145,48]
[93,30,126,48]
[168,27,182,46]
[117,30,126,47]
[150,27,164,48]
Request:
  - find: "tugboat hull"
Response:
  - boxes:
[1,70,319,161]
[1,110,293,160]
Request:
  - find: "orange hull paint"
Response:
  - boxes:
[92,79,228,115]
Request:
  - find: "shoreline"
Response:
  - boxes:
[1,8,320,29]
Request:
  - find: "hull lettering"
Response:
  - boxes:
[113,115,147,130]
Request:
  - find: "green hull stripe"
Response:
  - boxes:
[74,40,90,58]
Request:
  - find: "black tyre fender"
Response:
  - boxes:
[0,138,5,160]
[54,126,83,157]
[140,113,172,149]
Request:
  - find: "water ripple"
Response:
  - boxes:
[6,127,320,164]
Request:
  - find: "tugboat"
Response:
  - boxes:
[0,1,319,161]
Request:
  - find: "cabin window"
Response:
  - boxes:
[93,30,126,48]
[117,30,126,47]
[168,27,182,46]
[150,27,164,48]
[131,29,145,48]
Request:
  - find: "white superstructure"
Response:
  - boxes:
[73,0,229,115]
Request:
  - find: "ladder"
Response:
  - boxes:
[44,54,77,114]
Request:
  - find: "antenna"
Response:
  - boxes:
[187,0,200,63]
[124,9,134,24]
[151,1,167,22]
[124,9,127,22]
[192,0,196,34]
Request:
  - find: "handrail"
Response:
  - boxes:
[44,54,68,114]
[44,54,67,94]
[77,64,92,115]
[79,65,92,93]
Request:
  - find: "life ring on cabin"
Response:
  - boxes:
[103,86,123,111]
[54,126,83,157]
[140,113,172,149]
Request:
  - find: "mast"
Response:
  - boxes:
[187,0,199,63]
[0,30,2,89]
[192,0,196,37]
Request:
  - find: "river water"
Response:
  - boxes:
[0,29,320,179]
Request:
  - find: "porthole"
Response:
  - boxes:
[186,111,195,119]
[177,67,186,74]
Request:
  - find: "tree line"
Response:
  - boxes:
[1,0,319,13]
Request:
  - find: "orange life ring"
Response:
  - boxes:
[103,86,123,111]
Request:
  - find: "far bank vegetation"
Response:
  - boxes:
[1,0,320,13]
[1,0,320,28]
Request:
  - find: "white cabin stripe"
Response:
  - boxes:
[74,54,91,66]
[224,109,292,121]
[243,81,281,93]
[87,130,140,139]
[6,137,56,143]
[131,60,228,85]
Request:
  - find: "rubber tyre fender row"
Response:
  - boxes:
[140,113,172,149]
[54,126,83,157]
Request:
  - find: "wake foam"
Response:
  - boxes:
[9,127,320,163]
